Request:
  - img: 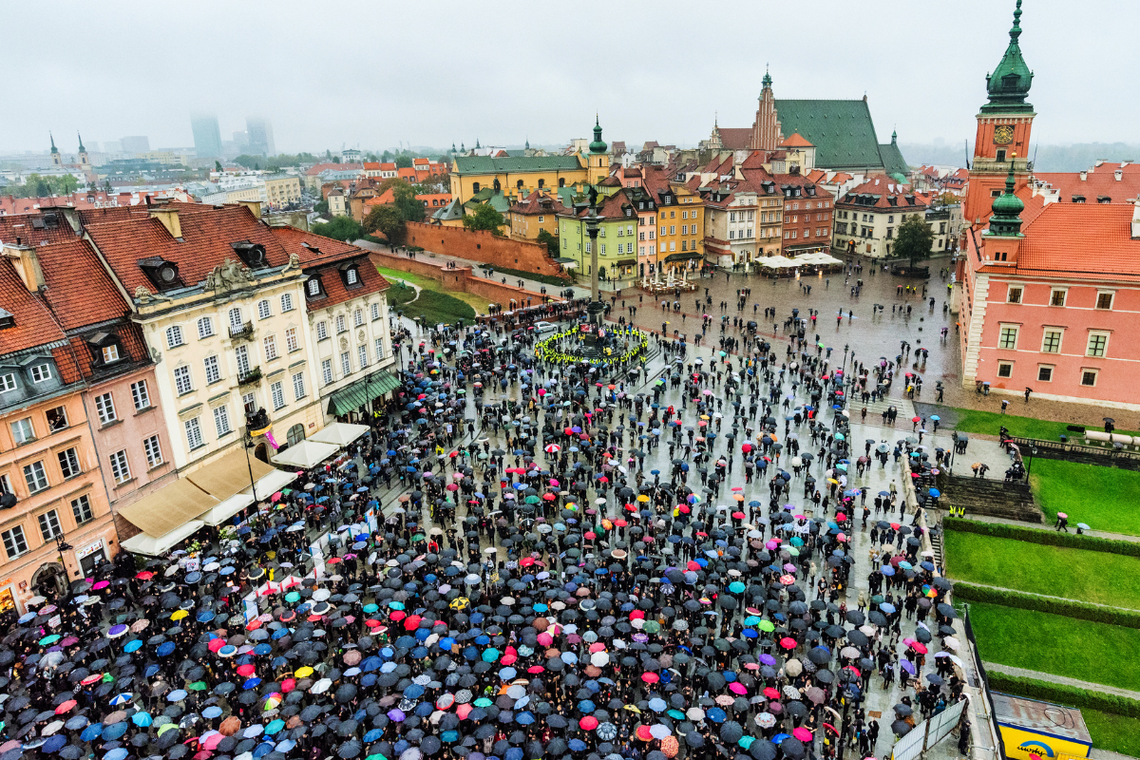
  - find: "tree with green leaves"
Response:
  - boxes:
[215,160,224,172]
[536,229,559,257]
[314,199,329,215]
[364,205,406,243]
[311,216,363,243]
[893,214,934,269]
[395,154,413,169]
[392,182,425,224]
[463,204,506,235]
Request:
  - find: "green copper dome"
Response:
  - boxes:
[987,161,1024,237]
[982,0,1033,113]
[589,116,607,154]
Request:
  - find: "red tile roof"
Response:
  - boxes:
[36,239,130,331]
[0,212,77,246]
[1005,202,1140,281]
[304,253,391,311]
[268,225,365,267]
[715,128,753,151]
[780,133,813,148]
[836,176,920,209]
[305,163,363,176]
[0,258,67,355]
[509,191,570,216]
[1033,163,1140,204]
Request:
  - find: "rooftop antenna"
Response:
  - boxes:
[1031,144,1038,171]
[964,139,971,170]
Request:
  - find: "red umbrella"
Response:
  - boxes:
[579,716,599,731]
[780,637,797,650]
[641,672,660,683]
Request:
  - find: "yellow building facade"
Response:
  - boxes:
[264,175,302,208]
[654,184,706,272]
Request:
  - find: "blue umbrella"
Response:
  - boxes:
[166,689,188,702]
[81,725,104,742]
[132,712,153,727]
[880,603,897,614]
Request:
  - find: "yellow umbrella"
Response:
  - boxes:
[170,610,188,621]
[157,723,179,736]
[295,666,314,678]
[637,495,650,503]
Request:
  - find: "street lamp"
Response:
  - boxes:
[843,343,849,369]
[584,194,603,327]
[54,532,74,579]
[1025,445,1038,481]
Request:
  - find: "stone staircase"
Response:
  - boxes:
[852,395,917,427]
[944,474,1043,522]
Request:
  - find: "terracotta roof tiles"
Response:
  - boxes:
[36,239,130,331]
[0,258,67,356]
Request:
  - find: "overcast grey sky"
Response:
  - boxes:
[6,0,1135,155]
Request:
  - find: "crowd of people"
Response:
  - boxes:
[0,303,970,760]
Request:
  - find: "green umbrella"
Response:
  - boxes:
[642,620,661,634]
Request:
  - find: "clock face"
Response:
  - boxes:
[993,125,1014,146]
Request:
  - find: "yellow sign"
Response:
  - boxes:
[997,725,1090,760]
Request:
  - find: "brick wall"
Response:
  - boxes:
[404,222,568,280]
[369,250,562,311]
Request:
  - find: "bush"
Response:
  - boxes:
[986,671,1140,718]
[944,518,1140,557]
[955,583,1140,628]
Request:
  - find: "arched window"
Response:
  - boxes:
[516,179,524,189]
[472,182,480,193]
[286,424,305,447]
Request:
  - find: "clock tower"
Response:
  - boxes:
[964,0,1035,225]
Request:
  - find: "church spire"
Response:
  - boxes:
[50,132,58,154]
[983,0,1034,113]
[762,64,772,90]
[77,131,85,152]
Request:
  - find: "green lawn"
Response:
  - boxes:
[1083,707,1140,757]
[1029,458,1140,537]
[389,288,475,327]
[944,531,1140,608]
[379,267,490,315]
[949,407,1137,441]
[969,602,1140,691]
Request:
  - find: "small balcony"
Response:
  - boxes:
[229,321,254,341]
[237,366,262,386]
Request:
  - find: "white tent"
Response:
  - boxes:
[310,423,370,447]
[121,520,205,557]
[199,492,256,527]
[271,440,339,469]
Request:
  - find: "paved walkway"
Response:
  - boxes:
[983,662,1140,701]
[965,514,1140,544]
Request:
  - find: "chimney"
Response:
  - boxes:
[2,241,46,291]
[1079,171,1088,182]
[1133,202,1140,240]
[150,207,182,239]
[1115,169,1123,182]
[238,199,263,220]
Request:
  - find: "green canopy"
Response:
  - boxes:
[326,370,400,417]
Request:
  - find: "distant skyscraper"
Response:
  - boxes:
[120,136,150,154]
[246,117,276,157]
[233,130,249,151]
[191,115,223,158]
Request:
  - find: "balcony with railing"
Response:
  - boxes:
[229,321,254,341]
[237,366,262,386]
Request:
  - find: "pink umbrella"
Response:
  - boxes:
[728,682,748,695]
[793,728,813,742]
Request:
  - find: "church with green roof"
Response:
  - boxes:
[703,70,908,175]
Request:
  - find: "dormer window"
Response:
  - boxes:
[101,345,120,363]
[0,307,13,330]
[139,257,182,292]
[338,263,362,289]
[231,241,269,269]
[306,276,325,298]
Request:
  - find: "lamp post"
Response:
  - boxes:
[1025,444,1038,482]
[53,531,74,580]
[843,343,850,370]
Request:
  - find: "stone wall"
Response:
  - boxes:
[404,222,568,280]
[369,251,560,312]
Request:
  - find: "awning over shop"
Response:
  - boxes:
[121,520,206,557]
[271,440,339,469]
[554,257,578,269]
[311,422,370,447]
[615,259,637,267]
[663,252,704,263]
[326,370,400,417]
[199,493,255,527]
[118,479,219,539]
[186,455,275,501]
[253,467,299,497]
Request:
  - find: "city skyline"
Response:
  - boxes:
[3,0,1137,156]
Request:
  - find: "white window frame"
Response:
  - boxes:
[1095,290,1115,310]
[10,418,34,444]
[95,392,117,424]
[257,299,272,320]
[101,344,120,363]
[996,361,1014,379]
[1080,368,1099,387]
[30,364,52,383]
[204,355,221,384]
[998,324,1019,350]
[213,405,232,437]
[38,509,62,542]
[270,381,285,410]
[0,373,15,392]
[131,380,150,410]
[317,321,329,341]
[2,526,29,559]
[358,344,368,369]
[71,494,93,524]
[173,365,193,395]
[371,303,381,321]
[1041,329,1063,354]
[109,450,131,484]
[341,351,351,377]
[1006,286,1022,304]
[321,359,333,386]
[24,461,49,493]
[185,417,204,450]
[1086,331,1110,358]
[166,325,184,348]
[292,372,306,401]
[263,334,278,361]
[286,327,299,353]
[143,435,163,468]
[58,447,81,479]
[354,309,364,327]
[1049,288,1067,307]
[197,317,214,339]
[281,293,295,312]
[1037,365,1054,383]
